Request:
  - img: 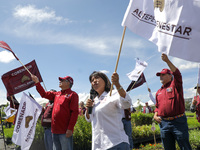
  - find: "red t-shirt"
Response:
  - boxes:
[155,69,185,117]
[35,82,79,134]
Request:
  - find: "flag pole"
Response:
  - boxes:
[110,26,127,96]
[18,59,32,75]
[19,59,48,91]
[196,64,200,97]
[146,82,149,89]
[10,96,15,109]
[127,81,137,94]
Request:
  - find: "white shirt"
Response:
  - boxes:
[85,90,132,150]
[146,107,149,113]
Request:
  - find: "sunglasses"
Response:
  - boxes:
[60,79,69,82]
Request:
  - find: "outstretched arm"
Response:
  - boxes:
[111,72,126,98]
[161,53,176,72]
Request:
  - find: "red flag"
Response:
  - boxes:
[1,60,43,96]
[0,41,19,60]
[126,73,146,92]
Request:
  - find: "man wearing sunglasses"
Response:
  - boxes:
[31,75,79,150]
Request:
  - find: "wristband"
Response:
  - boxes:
[117,86,123,91]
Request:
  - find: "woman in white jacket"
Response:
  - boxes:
[85,71,132,150]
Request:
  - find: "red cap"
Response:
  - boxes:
[156,68,172,76]
[59,76,73,85]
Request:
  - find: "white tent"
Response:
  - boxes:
[147,100,155,106]
[132,100,145,107]
[78,93,89,104]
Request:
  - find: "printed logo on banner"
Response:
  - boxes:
[21,75,30,83]
[154,0,165,12]
[25,116,33,128]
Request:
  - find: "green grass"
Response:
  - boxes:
[3,125,14,139]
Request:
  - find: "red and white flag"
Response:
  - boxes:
[3,105,17,119]
[126,73,146,92]
[12,92,42,150]
[126,58,148,81]
[0,41,19,60]
[122,0,200,62]
[1,60,43,96]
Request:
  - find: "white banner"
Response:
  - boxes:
[12,92,42,150]
[4,106,17,119]
[127,58,148,81]
[122,0,200,62]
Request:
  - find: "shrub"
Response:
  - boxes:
[131,112,154,126]
[132,124,160,139]
[73,115,92,150]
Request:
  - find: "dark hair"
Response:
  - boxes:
[89,71,111,93]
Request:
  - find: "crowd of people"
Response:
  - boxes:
[4,53,198,150]
[30,53,195,150]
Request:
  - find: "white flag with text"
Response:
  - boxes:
[122,0,200,62]
[12,92,42,150]
[127,58,148,81]
[4,106,17,119]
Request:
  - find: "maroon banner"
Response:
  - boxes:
[1,60,43,96]
[126,73,146,92]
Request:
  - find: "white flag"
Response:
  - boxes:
[127,58,148,81]
[122,0,200,62]
[3,105,17,119]
[12,92,42,150]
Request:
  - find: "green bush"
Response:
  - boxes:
[131,112,154,126]
[132,124,160,139]
[188,129,200,150]
[73,115,92,150]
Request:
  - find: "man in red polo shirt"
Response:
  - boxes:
[31,75,79,150]
[190,85,200,123]
[153,53,192,150]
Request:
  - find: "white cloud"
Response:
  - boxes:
[0,51,15,63]
[184,87,195,99]
[0,90,7,105]
[172,57,198,70]
[99,70,109,74]
[13,5,73,24]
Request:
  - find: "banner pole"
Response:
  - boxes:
[17,59,32,75]
[196,64,200,97]
[127,81,137,94]
[42,82,47,91]
[110,26,127,96]
[10,96,15,109]
[18,59,48,90]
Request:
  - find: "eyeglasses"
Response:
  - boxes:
[60,79,69,82]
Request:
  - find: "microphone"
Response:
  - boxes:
[88,89,97,114]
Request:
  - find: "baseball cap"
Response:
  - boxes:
[59,76,73,85]
[156,68,172,76]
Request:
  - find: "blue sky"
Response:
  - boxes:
[0,0,198,105]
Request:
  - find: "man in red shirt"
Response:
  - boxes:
[153,53,191,150]
[190,85,200,123]
[31,75,79,150]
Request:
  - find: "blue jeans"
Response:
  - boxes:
[52,133,73,150]
[122,119,134,150]
[44,127,53,150]
[107,142,129,150]
[159,115,192,150]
